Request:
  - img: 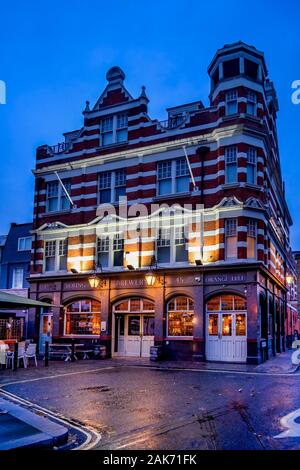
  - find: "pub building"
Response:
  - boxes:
[28,41,297,364]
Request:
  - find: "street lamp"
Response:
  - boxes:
[88,273,101,289]
[286,274,293,285]
[145,270,156,286]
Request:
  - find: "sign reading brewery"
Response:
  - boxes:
[204,273,246,283]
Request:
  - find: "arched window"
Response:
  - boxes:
[206,294,246,337]
[167,296,194,337]
[113,298,154,313]
[65,299,101,336]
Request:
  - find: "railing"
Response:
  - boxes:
[158,115,187,130]
[48,142,70,154]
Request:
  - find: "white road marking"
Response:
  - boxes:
[274,408,300,439]
[0,389,102,450]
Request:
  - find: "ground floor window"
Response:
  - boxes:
[65,299,101,336]
[167,296,194,337]
[0,317,24,340]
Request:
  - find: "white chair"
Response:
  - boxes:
[17,344,27,368]
[25,343,37,367]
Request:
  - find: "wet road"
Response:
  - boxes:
[1,362,300,450]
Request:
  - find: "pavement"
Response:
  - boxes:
[0,351,300,450]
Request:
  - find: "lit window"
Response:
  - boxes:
[246,90,257,116]
[225,219,237,259]
[12,268,24,289]
[44,239,68,272]
[247,220,257,259]
[225,147,237,183]
[225,90,238,115]
[18,237,31,251]
[167,296,194,337]
[46,179,71,213]
[157,158,190,195]
[65,299,101,336]
[100,114,128,146]
[247,147,257,184]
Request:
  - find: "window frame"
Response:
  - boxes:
[96,233,124,269]
[246,147,257,184]
[64,299,101,337]
[46,179,71,214]
[18,237,31,251]
[12,267,24,289]
[225,219,238,260]
[157,158,190,196]
[247,219,257,260]
[246,90,257,116]
[167,296,194,338]
[98,169,126,204]
[156,224,189,265]
[44,239,68,273]
[225,90,238,115]
[100,114,128,146]
[225,146,238,184]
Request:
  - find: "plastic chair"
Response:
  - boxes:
[25,343,37,367]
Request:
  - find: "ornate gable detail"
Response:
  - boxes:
[245,197,265,210]
[93,66,133,110]
[216,196,243,209]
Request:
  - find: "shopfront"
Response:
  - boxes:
[28,265,287,364]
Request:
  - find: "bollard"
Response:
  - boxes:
[13,342,18,371]
[45,341,49,367]
[71,339,75,362]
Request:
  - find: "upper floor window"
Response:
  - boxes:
[247,220,257,259]
[225,219,237,260]
[12,268,24,289]
[18,237,31,251]
[97,233,124,268]
[247,147,257,184]
[100,114,128,146]
[225,90,238,115]
[157,225,188,264]
[44,239,68,272]
[98,169,126,204]
[157,158,190,196]
[46,180,71,213]
[246,91,257,116]
[225,146,237,183]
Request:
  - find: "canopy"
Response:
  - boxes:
[0,291,57,309]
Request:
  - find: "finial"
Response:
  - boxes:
[140,85,149,101]
[84,100,90,112]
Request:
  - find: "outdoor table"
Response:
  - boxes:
[49,343,84,361]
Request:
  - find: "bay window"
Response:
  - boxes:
[247,147,257,184]
[225,90,238,115]
[247,219,257,259]
[246,90,257,116]
[225,219,237,259]
[225,146,237,183]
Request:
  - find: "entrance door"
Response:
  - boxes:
[126,315,142,357]
[141,316,155,357]
[206,311,247,362]
[39,314,53,354]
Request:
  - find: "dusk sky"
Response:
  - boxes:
[1,1,300,245]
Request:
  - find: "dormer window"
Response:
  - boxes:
[100,114,128,146]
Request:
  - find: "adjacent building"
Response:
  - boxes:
[28,41,295,363]
[0,222,32,340]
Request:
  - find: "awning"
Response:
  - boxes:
[0,291,59,310]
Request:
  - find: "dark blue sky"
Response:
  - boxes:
[0,0,300,246]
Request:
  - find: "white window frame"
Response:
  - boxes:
[225,219,238,260]
[225,146,238,183]
[12,268,24,289]
[166,296,194,339]
[98,169,126,204]
[97,233,124,269]
[247,220,257,260]
[18,237,31,251]
[157,158,190,196]
[46,179,71,213]
[225,90,238,115]
[246,147,257,184]
[100,114,128,146]
[246,90,257,116]
[156,224,189,265]
[64,299,101,337]
[44,239,68,273]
